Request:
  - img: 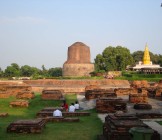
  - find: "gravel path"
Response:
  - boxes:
[77,94,96,110]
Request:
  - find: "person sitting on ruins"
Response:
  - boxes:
[74,101,79,110]
[69,103,75,112]
[61,100,68,112]
[53,109,62,117]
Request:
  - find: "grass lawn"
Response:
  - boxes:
[0,93,103,140]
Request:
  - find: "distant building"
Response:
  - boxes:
[128,44,162,74]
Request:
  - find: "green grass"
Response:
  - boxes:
[157,121,162,125]
[115,72,162,82]
[0,93,102,140]
[115,76,162,82]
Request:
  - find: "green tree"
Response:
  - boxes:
[20,65,40,77]
[11,63,20,71]
[48,67,62,77]
[158,55,162,66]
[95,46,134,71]
[94,54,105,72]
[0,67,3,77]
[4,63,20,77]
[131,51,143,64]
[41,64,48,76]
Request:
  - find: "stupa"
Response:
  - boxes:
[132,44,162,74]
[63,42,94,77]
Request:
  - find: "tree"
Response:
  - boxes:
[94,46,134,71]
[11,63,20,71]
[0,67,3,77]
[131,51,143,64]
[41,64,48,76]
[94,54,105,72]
[48,67,62,77]
[20,65,40,77]
[4,63,20,77]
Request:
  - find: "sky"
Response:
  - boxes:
[0,0,162,70]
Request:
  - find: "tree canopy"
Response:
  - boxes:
[94,46,134,71]
[2,63,62,78]
[48,67,62,77]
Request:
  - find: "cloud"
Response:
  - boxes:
[0,16,48,24]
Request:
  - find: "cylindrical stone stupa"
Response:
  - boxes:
[63,42,94,77]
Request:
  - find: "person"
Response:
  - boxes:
[53,109,62,117]
[74,101,79,110]
[69,103,75,112]
[61,100,68,111]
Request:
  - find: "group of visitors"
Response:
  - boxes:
[53,100,80,117]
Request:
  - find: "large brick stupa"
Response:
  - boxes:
[63,42,94,77]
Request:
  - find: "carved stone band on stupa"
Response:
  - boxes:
[63,42,94,77]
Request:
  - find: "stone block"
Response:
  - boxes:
[133,103,152,110]
[7,119,46,133]
[44,117,79,122]
[41,89,64,100]
[103,114,148,140]
[131,80,150,88]
[129,93,148,103]
[136,112,162,119]
[36,111,90,118]
[85,89,116,100]
[16,91,35,99]
[10,100,29,107]
[96,97,127,113]
[0,113,8,117]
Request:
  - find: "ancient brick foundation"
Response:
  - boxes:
[103,114,149,140]
[23,79,130,93]
[0,83,32,98]
[10,100,29,107]
[7,119,46,133]
[0,113,8,117]
[85,89,116,100]
[41,89,64,100]
[96,97,127,113]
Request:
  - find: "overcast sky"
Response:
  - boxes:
[0,0,162,70]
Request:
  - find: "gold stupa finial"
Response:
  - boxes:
[143,43,151,65]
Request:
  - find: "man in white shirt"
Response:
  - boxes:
[53,109,62,117]
[74,101,79,110]
[69,103,75,112]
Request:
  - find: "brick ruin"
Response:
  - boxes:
[2,79,162,136]
[41,89,64,100]
[0,82,34,99]
[0,113,8,117]
[129,88,148,103]
[96,97,127,113]
[98,113,160,140]
[23,79,130,93]
[7,119,46,133]
[10,100,29,108]
[85,89,116,100]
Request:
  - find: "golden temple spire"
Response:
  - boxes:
[143,43,151,65]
